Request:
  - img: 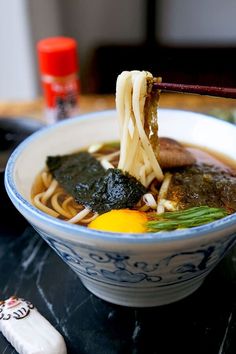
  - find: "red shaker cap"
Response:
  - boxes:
[37,37,78,76]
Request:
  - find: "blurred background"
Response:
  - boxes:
[1,0,236,100]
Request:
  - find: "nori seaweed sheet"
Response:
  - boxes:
[47,152,146,214]
[167,163,236,213]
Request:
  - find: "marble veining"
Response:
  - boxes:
[132,320,141,343]
[1,220,236,353]
[218,311,233,354]
[21,237,43,271]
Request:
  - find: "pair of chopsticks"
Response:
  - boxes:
[153,81,236,99]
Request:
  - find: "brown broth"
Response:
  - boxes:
[31,140,236,221]
[185,144,236,174]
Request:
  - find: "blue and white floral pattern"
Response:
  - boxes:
[38,229,236,287]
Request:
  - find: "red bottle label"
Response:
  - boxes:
[41,74,79,122]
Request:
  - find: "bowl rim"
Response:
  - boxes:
[4,108,236,245]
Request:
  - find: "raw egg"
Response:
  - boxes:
[88,209,148,233]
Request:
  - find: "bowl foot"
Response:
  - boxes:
[79,275,204,307]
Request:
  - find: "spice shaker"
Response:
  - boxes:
[37,37,79,123]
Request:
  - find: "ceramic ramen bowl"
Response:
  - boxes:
[5,109,236,307]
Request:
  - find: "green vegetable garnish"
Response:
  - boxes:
[147,206,228,232]
[103,141,120,149]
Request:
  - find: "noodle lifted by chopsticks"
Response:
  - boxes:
[116,71,163,187]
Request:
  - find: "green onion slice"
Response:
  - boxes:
[147,206,228,232]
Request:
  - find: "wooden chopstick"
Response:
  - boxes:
[153,82,236,99]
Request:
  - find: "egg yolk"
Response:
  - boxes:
[88,209,148,233]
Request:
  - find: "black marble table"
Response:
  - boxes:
[1,172,236,354]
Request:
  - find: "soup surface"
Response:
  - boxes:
[31,140,236,232]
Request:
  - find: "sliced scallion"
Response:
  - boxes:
[147,206,228,232]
